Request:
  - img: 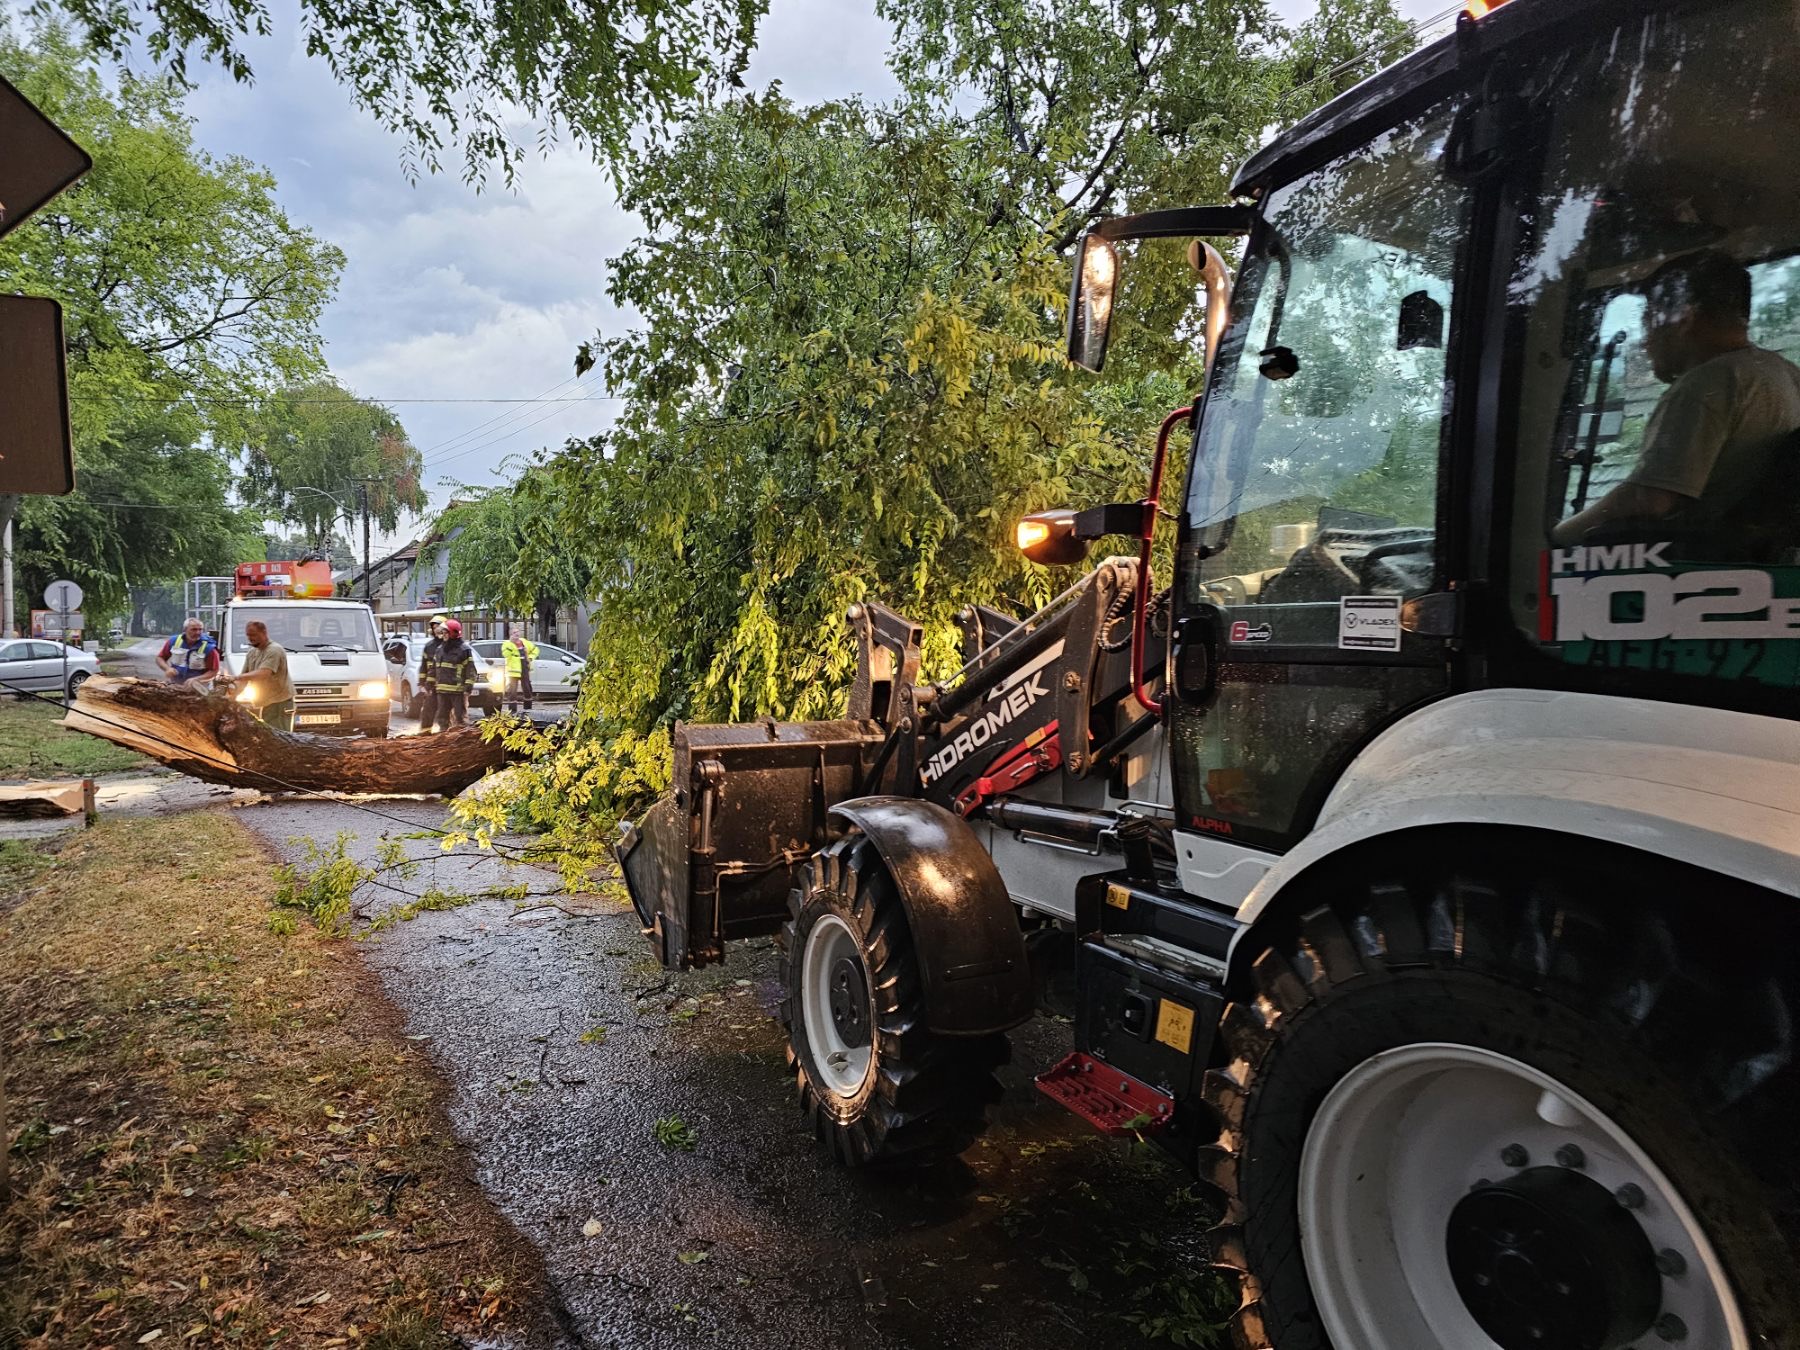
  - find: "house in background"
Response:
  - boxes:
[348,516,598,653]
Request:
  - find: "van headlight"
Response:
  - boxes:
[357,681,389,700]
[485,668,506,690]
[235,686,257,704]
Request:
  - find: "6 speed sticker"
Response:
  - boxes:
[1229,620,1273,644]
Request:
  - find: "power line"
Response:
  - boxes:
[413,370,591,461]
[1278,3,1464,112]
[423,392,613,472]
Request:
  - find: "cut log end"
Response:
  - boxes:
[61,676,506,797]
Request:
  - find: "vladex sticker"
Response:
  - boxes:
[1339,595,1402,651]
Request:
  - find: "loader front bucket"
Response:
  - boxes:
[615,718,886,969]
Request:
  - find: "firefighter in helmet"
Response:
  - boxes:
[427,618,476,729]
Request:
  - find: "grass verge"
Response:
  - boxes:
[0,696,146,779]
[0,811,556,1347]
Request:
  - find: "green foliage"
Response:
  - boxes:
[245,383,428,545]
[433,463,599,620]
[0,22,341,624]
[446,0,1410,877]
[37,0,767,184]
[271,832,362,936]
[267,829,538,937]
[578,1026,608,1046]
[653,1116,698,1151]
[361,886,478,935]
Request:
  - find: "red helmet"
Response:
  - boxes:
[443,618,463,637]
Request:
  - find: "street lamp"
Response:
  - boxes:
[290,485,374,604]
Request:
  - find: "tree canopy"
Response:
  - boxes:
[451,0,1413,869]
[36,0,768,182]
[434,463,598,629]
[244,383,428,547]
[0,22,343,626]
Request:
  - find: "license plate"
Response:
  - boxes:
[296,713,341,725]
[297,686,341,697]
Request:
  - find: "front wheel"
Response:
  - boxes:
[779,833,1006,1168]
[1207,858,1799,1350]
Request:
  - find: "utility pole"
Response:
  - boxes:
[1,506,14,639]
[358,482,372,604]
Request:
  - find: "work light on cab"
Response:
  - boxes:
[1015,509,1087,566]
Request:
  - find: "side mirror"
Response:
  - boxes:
[1015,510,1089,566]
[1066,234,1120,372]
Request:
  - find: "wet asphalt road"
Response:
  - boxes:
[232,796,1225,1350]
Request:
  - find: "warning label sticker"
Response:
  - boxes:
[1339,595,1401,651]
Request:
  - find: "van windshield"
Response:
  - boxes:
[227,606,380,654]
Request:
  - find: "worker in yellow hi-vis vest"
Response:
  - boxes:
[503,625,539,713]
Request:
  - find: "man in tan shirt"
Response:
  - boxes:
[1555,250,1800,553]
[219,620,295,731]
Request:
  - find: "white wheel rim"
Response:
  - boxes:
[800,912,873,1097]
[1298,1042,1748,1350]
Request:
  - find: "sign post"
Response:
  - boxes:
[44,578,81,705]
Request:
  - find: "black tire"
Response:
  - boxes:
[66,670,90,699]
[1204,848,1800,1350]
[778,832,1006,1168]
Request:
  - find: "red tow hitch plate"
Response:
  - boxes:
[1035,1051,1174,1135]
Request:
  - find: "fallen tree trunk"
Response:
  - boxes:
[61,676,505,796]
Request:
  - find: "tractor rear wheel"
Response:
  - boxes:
[779,831,1005,1168]
[1206,857,1800,1350]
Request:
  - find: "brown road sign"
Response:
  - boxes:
[0,296,75,495]
[0,72,92,242]
[1,73,89,497]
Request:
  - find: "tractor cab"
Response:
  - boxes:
[1067,0,1800,852]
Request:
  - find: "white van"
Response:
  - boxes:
[220,598,391,737]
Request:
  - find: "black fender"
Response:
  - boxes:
[829,796,1033,1037]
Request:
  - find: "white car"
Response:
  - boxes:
[469,639,585,704]
[0,639,99,700]
[384,634,433,718]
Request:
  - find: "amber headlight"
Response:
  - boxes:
[485,669,506,690]
[357,681,389,700]
[234,686,257,704]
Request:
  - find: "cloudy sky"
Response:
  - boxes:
[170,0,1455,556]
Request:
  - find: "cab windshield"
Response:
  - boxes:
[1183,104,1465,633]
